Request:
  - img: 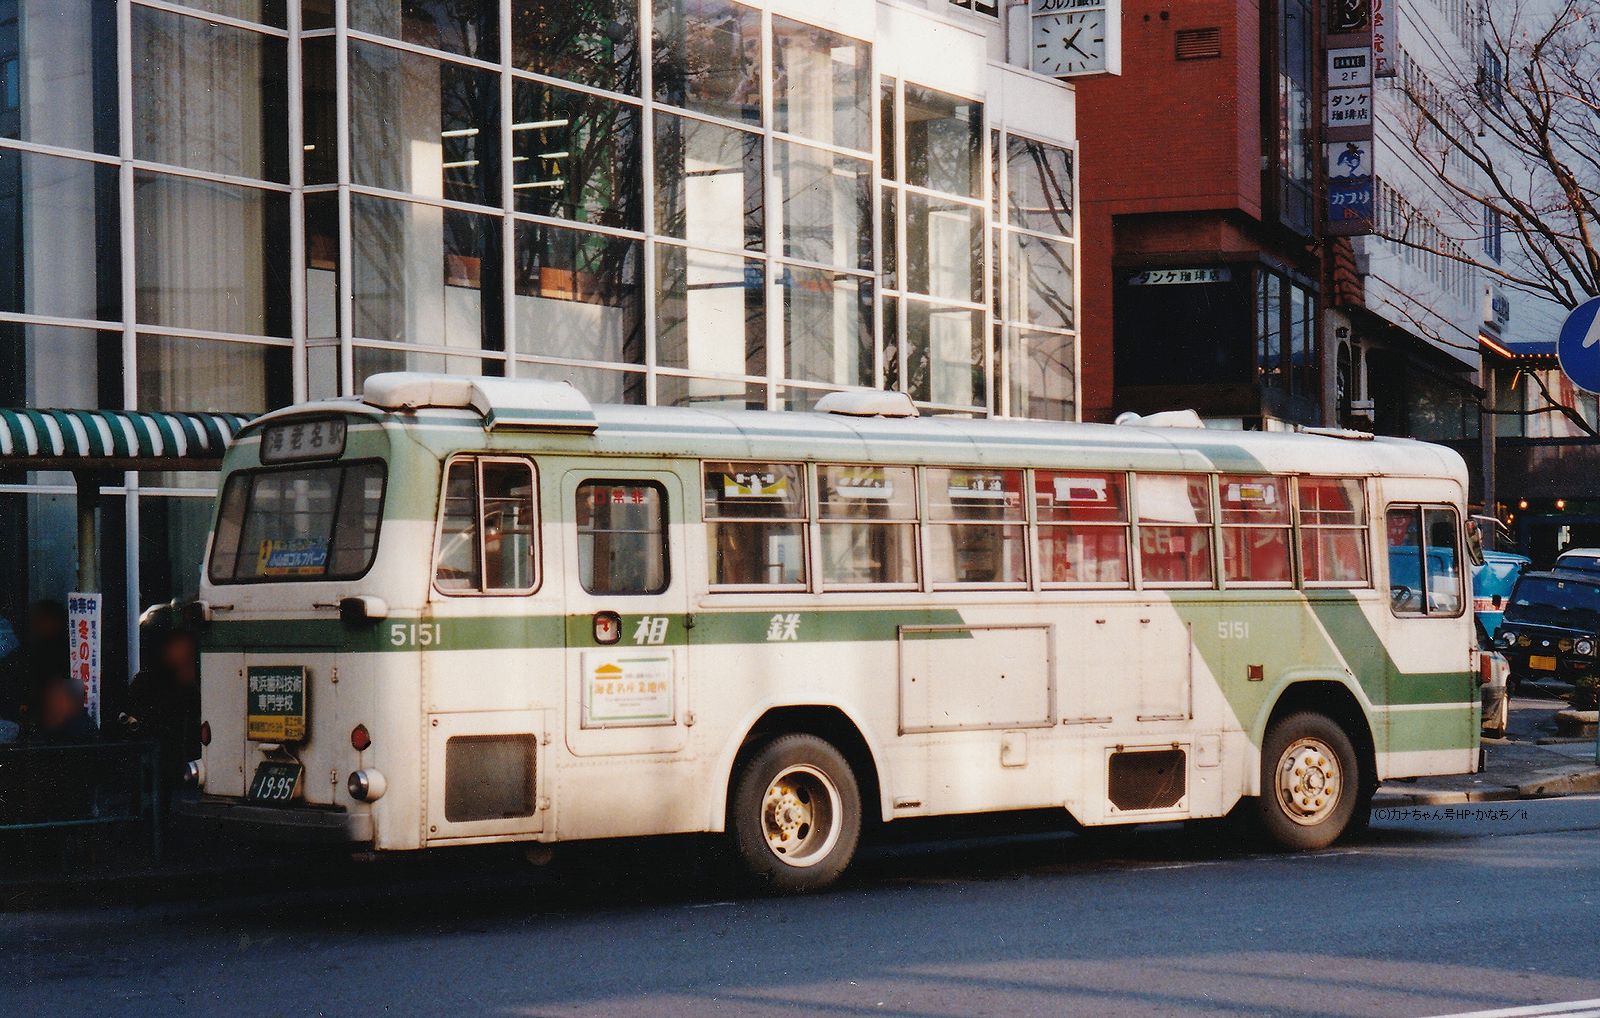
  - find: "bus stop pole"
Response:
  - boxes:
[75,471,100,592]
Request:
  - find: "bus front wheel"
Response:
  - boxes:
[1257,711,1361,851]
[730,733,862,893]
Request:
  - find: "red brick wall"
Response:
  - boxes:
[1074,0,1265,421]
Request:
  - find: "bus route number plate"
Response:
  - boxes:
[247,665,307,741]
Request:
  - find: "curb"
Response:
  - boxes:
[1374,768,1600,807]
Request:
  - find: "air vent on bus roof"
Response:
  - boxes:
[361,372,598,433]
[813,390,920,419]
[1113,409,1206,429]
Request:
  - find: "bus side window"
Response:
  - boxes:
[1219,474,1292,585]
[577,481,669,595]
[433,458,538,594]
[1299,477,1369,586]
[1135,473,1215,587]
[1386,505,1460,616]
[703,462,807,588]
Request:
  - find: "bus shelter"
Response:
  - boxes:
[0,407,248,858]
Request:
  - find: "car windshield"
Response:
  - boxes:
[1506,576,1600,629]
[208,461,387,583]
[1557,554,1600,574]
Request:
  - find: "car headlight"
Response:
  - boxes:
[1495,630,1516,649]
[1577,639,1596,657]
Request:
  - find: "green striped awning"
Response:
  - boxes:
[0,408,254,470]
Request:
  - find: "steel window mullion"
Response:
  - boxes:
[640,0,657,405]
[335,2,354,395]
[131,0,292,38]
[288,0,307,403]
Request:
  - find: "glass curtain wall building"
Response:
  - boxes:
[0,0,1078,649]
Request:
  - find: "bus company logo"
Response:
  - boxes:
[633,616,670,645]
[766,613,801,642]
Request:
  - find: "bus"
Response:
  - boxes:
[179,374,1480,892]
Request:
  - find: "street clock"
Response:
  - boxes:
[1030,0,1121,78]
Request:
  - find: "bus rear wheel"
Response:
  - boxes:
[730,734,862,894]
[1257,711,1360,851]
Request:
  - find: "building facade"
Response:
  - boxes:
[0,0,1082,673]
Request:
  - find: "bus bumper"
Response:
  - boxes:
[176,796,373,845]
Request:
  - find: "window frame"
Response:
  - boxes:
[430,454,541,597]
[208,457,390,586]
[701,460,810,592]
[1385,502,1465,619]
[575,477,672,597]
[814,461,921,592]
[1033,468,1133,590]
[923,466,1029,591]
[1297,475,1373,590]
[1218,473,1295,589]
[1131,471,1219,590]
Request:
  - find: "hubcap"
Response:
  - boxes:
[760,764,841,868]
[1274,737,1342,826]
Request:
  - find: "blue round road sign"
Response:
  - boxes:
[1557,295,1600,395]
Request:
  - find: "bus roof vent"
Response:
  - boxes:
[361,372,598,432]
[1114,409,1206,429]
[813,390,920,419]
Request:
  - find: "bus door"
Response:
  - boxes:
[424,455,550,843]
[560,470,692,757]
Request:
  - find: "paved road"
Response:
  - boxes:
[7,797,1600,1017]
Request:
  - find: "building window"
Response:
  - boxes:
[1483,205,1503,263]
[1273,0,1314,235]
[948,0,999,16]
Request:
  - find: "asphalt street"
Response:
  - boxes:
[6,796,1600,1018]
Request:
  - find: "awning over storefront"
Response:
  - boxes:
[0,408,252,471]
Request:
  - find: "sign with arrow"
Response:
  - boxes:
[1556,295,1600,395]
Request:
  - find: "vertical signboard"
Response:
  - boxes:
[1372,0,1396,77]
[1325,5,1376,236]
[67,592,102,726]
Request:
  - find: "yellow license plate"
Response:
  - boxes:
[1529,655,1558,671]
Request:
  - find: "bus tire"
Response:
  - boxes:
[1257,711,1360,851]
[729,733,862,894]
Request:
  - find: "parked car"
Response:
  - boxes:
[1554,547,1600,576]
[1472,550,1531,640]
[1476,616,1511,737]
[1494,569,1600,693]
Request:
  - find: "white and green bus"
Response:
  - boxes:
[181,373,1480,891]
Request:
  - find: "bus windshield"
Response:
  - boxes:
[208,461,387,583]
[1507,576,1600,629]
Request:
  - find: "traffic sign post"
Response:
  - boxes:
[1557,295,1600,395]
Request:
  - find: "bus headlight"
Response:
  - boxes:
[1577,638,1596,657]
[347,768,387,802]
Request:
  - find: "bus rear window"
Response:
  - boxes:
[208,461,387,583]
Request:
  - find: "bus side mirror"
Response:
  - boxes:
[339,595,389,626]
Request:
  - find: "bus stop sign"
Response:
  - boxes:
[1557,295,1600,394]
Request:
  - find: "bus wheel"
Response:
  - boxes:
[730,734,862,893]
[1257,711,1360,851]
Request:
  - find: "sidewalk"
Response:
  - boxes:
[1375,695,1600,806]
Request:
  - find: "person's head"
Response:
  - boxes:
[27,600,67,645]
[37,672,84,731]
[159,630,199,687]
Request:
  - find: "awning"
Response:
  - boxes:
[0,408,253,471]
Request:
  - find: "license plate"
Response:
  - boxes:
[1529,654,1558,672]
[248,761,304,805]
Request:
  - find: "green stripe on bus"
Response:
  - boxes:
[1385,706,1479,752]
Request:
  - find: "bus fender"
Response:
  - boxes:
[1245,671,1379,797]
[705,699,892,832]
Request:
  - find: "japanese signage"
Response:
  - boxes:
[1326,88,1371,127]
[1327,140,1374,232]
[67,592,101,726]
[1325,13,1375,235]
[1329,0,1370,33]
[1126,268,1232,286]
[247,665,307,741]
[721,471,791,501]
[1327,47,1372,87]
[1373,0,1395,77]
[581,652,674,728]
[257,536,329,577]
[260,417,346,463]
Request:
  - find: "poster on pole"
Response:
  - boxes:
[68,592,102,726]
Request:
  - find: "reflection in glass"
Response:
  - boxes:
[879,78,897,180]
[136,333,289,413]
[0,322,114,408]
[906,302,983,407]
[517,358,645,404]
[512,0,640,96]
[656,246,764,377]
[906,194,980,303]
[654,113,762,252]
[1007,232,1074,331]
[658,374,766,410]
[302,37,336,185]
[350,194,503,351]
[165,0,287,25]
[778,142,870,270]
[903,84,982,198]
[1005,328,1075,421]
[305,193,338,341]
[782,266,871,388]
[653,0,760,123]
[351,41,500,207]
[512,79,641,230]
[0,149,120,322]
[1006,135,1074,236]
[0,0,118,155]
[354,344,491,382]
[135,171,291,337]
[514,221,643,366]
[133,6,289,183]
[350,0,498,62]
[771,16,870,151]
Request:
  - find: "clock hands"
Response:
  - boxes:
[1063,27,1087,56]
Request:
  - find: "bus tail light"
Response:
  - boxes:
[348,769,386,802]
[351,724,372,751]
[199,720,211,746]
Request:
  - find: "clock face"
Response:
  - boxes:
[1032,10,1108,77]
